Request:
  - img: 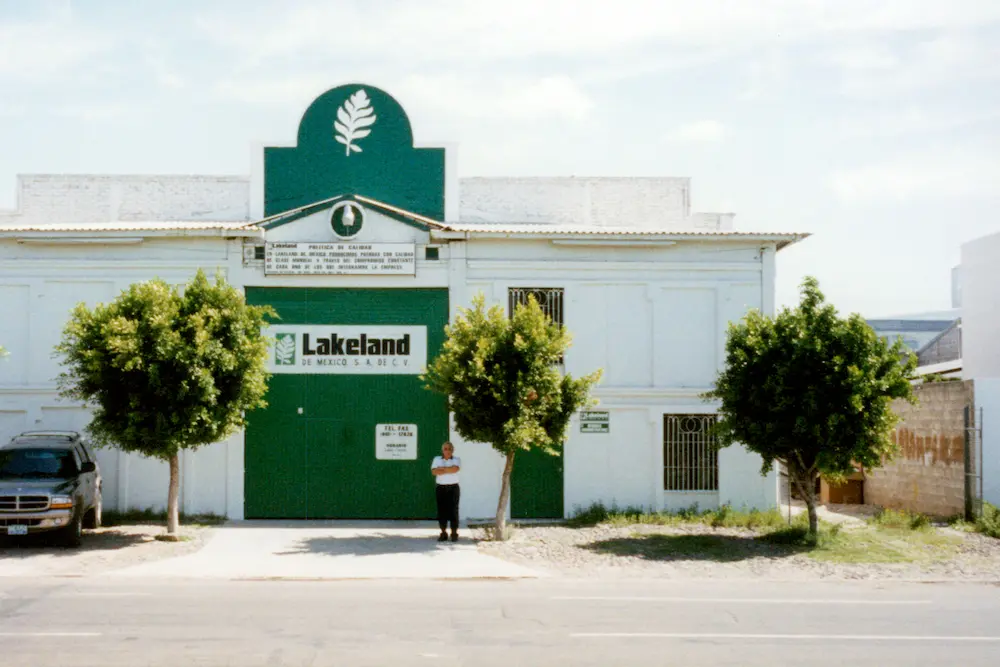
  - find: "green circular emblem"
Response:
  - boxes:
[331,202,364,238]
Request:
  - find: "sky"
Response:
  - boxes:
[1,0,998,317]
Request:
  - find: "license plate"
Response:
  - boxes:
[6,525,28,536]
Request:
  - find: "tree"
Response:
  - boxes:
[704,277,915,538]
[57,271,273,537]
[423,294,601,539]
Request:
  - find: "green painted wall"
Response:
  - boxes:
[264,84,445,219]
[244,288,449,519]
[511,446,565,519]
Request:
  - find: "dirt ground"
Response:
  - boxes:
[0,525,213,577]
[476,521,1000,581]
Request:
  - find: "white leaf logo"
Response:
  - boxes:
[275,335,296,365]
[334,89,377,156]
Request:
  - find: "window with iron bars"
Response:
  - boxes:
[663,414,719,492]
[508,287,565,363]
[507,287,564,326]
[508,287,565,364]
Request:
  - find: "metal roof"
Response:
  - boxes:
[0,221,259,236]
[433,224,810,249]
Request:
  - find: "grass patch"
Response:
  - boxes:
[761,516,960,564]
[976,503,1000,539]
[101,509,226,528]
[567,502,787,531]
[869,508,931,531]
[575,505,961,565]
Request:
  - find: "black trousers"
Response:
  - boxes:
[435,484,460,533]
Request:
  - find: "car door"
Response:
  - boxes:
[82,443,101,501]
[71,446,92,511]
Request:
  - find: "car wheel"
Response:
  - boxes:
[83,494,102,530]
[58,510,83,548]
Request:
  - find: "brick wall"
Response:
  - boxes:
[458,177,733,230]
[0,175,251,225]
[865,380,973,517]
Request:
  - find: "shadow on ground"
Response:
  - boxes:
[274,533,478,558]
[581,533,806,562]
[0,529,149,557]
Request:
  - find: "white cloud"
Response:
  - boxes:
[195,0,1000,67]
[397,74,593,122]
[834,108,1000,139]
[0,16,109,80]
[829,150,1000,201]
[829,33,1000,97]
[667,120,727,144]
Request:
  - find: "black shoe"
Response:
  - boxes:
[437,532,448,542]
[450,532,458,542]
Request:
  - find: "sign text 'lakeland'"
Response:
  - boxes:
[264,242,415,275]
[267,325,427,375]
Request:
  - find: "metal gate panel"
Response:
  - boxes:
[244,287,449,519]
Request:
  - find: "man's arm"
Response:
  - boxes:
[432,465,460,475]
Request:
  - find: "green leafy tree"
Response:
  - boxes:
[423,294,601,539]
[57,271,273,537]
[705,277,915,537]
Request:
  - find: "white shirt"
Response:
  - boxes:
[431,456,461,485]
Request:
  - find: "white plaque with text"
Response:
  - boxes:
[376,424,418,460]
[265,242,416,275]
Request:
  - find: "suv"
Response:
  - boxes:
[0,431,102,547]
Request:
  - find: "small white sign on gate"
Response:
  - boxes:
[376,424,418,460]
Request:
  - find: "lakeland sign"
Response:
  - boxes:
[267,325,427,374]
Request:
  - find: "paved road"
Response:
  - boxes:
[1,577,999,666]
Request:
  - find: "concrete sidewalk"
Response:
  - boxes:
[108,521,542,580]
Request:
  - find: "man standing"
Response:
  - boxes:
[431,441,461,542]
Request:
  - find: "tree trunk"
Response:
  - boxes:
[167,453,180,536]
[494,451,516,540]
[803,475,819,538]
[787,460,818,538]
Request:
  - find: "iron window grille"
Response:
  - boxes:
[507,287,564,326]
[508,287,565,364]
[663,414,719,492]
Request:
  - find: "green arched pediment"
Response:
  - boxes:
[264,83,445,220]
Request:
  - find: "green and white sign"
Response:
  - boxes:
[267,325,427,374]
[580,410,610,434]
[375,424,417,460]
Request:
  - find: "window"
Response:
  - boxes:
[663,414,719,491]
[508,287,565,363]
[508,287,564,326]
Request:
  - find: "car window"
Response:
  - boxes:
[0,448,80,479]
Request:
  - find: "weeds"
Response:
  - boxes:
[976,503,1000,539]
[869,508,931,531]
[568,502,787,531]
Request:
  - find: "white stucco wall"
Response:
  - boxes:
[0,234,237,515]
[1,176,784,520]
[962,231,1000,378]
[974,378,1000,507]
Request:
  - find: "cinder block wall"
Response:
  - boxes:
[865,380,974,517]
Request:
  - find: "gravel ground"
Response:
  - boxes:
[0,525,213,577]
[476,523,1000,581]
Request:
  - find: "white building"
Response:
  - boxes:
[0,84,806,520]
[960,230,1000,507]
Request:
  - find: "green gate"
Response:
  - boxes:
[511,447,564,519]
[244,288,449,519]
